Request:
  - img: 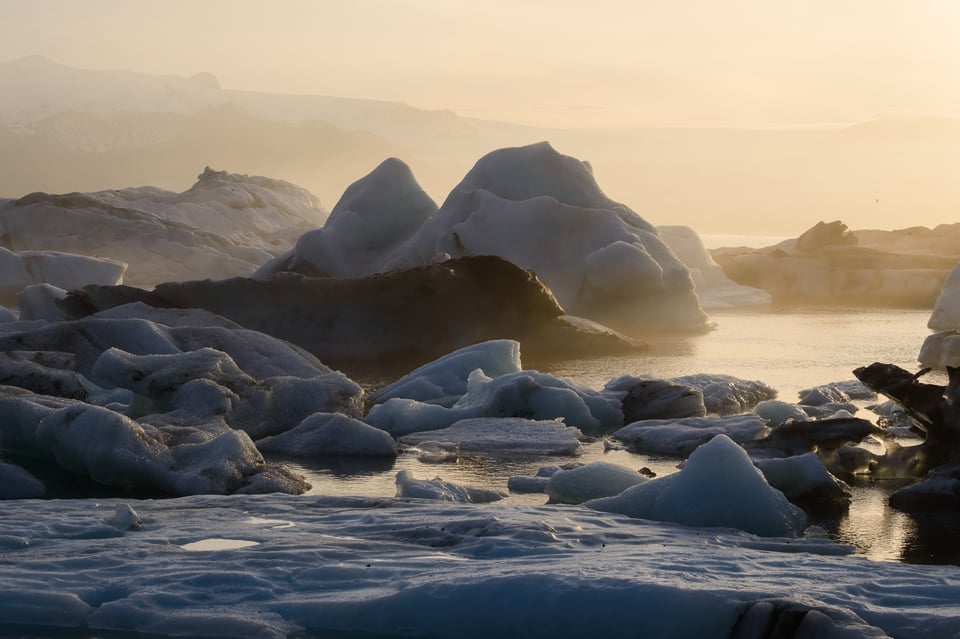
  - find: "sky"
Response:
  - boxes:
[1,0,958,128]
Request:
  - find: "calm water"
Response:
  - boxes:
[285,308,959,565]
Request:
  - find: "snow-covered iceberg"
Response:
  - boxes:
[262,143,710,334]
[0,168,328,288]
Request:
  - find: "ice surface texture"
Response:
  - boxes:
[1,494,955,638]
[0,309,362,495]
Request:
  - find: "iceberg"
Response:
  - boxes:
[0,247,124,307]
[587,435,807,537]
[612,414,769,457]
[0,168,328,288]
[545,461,648,504]
[265,143,710,334]
[657,225,771,310]
[367,368,622,437]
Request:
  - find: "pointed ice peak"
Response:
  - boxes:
[452,141,616,211]
[331,157,434,216]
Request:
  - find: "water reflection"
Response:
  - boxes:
[830,483,917,562]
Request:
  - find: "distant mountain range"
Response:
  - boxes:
[2,55,957,234]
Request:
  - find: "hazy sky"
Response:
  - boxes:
[1,0,958,128]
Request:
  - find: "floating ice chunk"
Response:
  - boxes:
[753,400,809,428]
[673,374,777,415]
[658,225,771,310]
[367,369,621,436]
[453,370,622,434]
[395,470,504,503]
[370,340,522,406]
[545,461,647,504]
[799,402,859,419]
[587,435,807,537]
[746,417,882,458]
[88,342,360,440]
[612,414,769,457]
[0,460,45,498]
[364,399,456,437]
[799,381,875,406]
[399,417,582,458]
[754,453,851,511]
[256,413,397,457]
[0,389,308,496]
[604,375,706,421]
[0,306,16,323]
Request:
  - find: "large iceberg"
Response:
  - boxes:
[262,143,710,334]
[712,220,955,308]
[0,168,328,288]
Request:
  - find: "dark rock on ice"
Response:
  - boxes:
[62,256,640,374]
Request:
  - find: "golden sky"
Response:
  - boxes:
[2,0,958,128]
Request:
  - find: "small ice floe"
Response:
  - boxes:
[545,461,648,504]
[405,441,461,464]
[398,417,582,458]
[612,414,769,457]
[603,375,706,421]
[369,340,522,406]
[587,435,807,537]
[106,503,143,531]
[798,380,875,406]
[395,470,505,503]
[745,417,882,458]
[672,373,777,415]
[507,466,566,494]
[753,400,809,428]
[367,369,621,437]
[754,453,851,512]
[256,412,398,457]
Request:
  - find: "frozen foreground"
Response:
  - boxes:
[1,495,957,639]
